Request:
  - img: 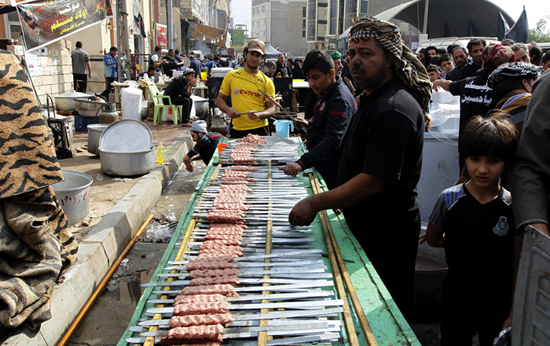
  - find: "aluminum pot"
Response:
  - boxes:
[54,91,93,112]
[98,148,155,177]
[51,170,93,226]
[87,124,109,155]
[74,98,105,117]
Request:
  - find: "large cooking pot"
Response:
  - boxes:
[98,149,155,176]
[54,91,93,112]
[87,124,109,155]
[98,119,154,177]
[74,98,105,117]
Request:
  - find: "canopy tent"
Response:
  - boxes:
[337,0,515,41]
[264,43,281,57]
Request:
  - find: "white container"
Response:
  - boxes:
[52,170,93,226]
[121,87,143,121]
[210,67,233,78]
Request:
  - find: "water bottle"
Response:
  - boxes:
[157,142,164,163]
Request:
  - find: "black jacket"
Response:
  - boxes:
[296,76,356,170]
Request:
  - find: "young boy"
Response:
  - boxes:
[426,113,521,346]
[183,120,223,172]
[427,64,441,83]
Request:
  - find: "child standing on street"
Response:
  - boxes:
[426,113,521,346]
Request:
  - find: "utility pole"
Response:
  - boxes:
[167,0,173,49]
[116,0,130,81]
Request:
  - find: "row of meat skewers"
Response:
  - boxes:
[127,135,344,346]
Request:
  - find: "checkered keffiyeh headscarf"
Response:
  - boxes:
[349,17,432,126]
[482,44,515,70]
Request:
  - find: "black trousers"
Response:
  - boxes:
[100,77,116,99]
[73,73,87,93]
[164,96,193,123]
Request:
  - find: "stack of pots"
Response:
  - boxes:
[98,119,154,176]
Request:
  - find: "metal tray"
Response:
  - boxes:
[99,119,153,153]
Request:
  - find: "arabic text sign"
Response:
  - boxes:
[18,0,112,51]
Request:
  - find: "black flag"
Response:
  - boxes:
[506,6,529,43]
[497,12,510,41]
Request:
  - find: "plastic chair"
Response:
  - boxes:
[147,83,180,126]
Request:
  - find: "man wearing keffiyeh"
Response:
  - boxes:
[289,17,429,319]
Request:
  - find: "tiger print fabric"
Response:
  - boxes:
[0,49,63,199]
[0,50,78,332]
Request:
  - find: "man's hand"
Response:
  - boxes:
[289,197,318,226]
[280,163,303,176]
[88,72,92,79]
[432,79,451,92]
[247,111,259,121]
[185,163,194,172]
[294,117,308,127]
[226,108,241,119]
[161,59,167,65]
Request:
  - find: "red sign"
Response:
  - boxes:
[156,24,167,49]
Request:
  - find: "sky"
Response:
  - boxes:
[230,0,550,33]
[490,0,550,29]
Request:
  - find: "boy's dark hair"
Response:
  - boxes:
[110,46,117,52]
[542,52,550,65]
[460,111,519,164]
[439,54,453,64]
[175,49,180,54]
[302,49,334,75]
[529,41,542,65]
[155,46,162,52]
[430,55,441,66]
[437,48,446,55]
[426,64,440,73]
[426,46,437,55]
[467,39,486,53]
[76,41,82,48]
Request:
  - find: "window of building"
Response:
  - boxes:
[4,11,22,41]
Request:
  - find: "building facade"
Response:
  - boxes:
[251,0,309,57]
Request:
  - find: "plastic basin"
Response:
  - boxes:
[51,170,93,226]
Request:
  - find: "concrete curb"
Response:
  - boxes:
[0,133,194,346]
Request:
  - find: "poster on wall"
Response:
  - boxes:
[232,29,244,49]
[156,24,167,49]
[18,0,113,51]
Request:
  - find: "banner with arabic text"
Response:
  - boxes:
[18,0,113,51]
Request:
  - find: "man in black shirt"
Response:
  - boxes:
[163,70,196,126]
[289,17,432,318]
[459,39,486,79]
[162,49,179,78]
[448,46,468,81]
[275,54,291,77]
